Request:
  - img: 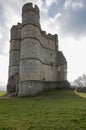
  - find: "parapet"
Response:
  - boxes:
[11,23,22,31]
[10,23,22,40]
[22,3,39,15]
[11,25,18,31]
[41,30,58,41]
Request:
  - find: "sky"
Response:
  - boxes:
[0,0,86,88]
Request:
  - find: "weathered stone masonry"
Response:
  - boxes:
[7,3,69,96]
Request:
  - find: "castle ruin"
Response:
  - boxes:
[7,3,69,96]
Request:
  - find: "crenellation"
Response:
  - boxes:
[11,25,21,40]
[22,3,39,16]
[35,5,39,15]
[17,22,22,29]
[41,31,46,37]
[48,33,54,39]
[41,30,58,41]
[7,3,69,96]
[22,4,40,27]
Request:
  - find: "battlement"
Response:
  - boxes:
[11,25,18,31]
[22,3,39,15]
[41,30,58,41]
[11,23,22,40]
[11,23,22,31]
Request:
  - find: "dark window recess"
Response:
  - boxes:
[51,62,53,66]
[43,78,45,81]
[51,53,52,56]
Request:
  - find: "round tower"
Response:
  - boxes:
[19,3,43,96]
[7,24,21,93]
[22,3,40,27]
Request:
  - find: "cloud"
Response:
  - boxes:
[1,0,86,55]
[0,0,86,86]
[0,55,9,86]
[58,0,86,38]
[0,24,9,55]
[0,0,35,55]
[64,0,85,10]
[59,36,86,81]
[0,0,45,86]
[45,0,57,7]
[0,0,20,55]
[40,0,86,39]
[63,0,86,36]
[0,0,45,55]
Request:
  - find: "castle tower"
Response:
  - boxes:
[7,3,69,96]
[18,3,61,96]
[7,24,21,93]
[18,3,42,96]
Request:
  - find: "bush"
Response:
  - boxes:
[76,87,86,93]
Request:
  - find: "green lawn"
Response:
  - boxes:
[0,89,86,130]
[0,91,6,96]
[75,90,86,98]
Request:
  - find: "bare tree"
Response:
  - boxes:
[73,74,86,88]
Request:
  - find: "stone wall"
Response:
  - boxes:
[9,24,21,77]
[7,24,21,93]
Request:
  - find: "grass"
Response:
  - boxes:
[0,89,86,130]
[0,91,6,96]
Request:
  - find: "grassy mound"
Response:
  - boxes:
[0,89,86,130]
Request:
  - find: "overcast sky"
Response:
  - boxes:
[0,0,86,87]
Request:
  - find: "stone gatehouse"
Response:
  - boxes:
[7,3,69,96]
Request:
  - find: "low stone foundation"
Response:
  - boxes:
[18,80,70,96]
